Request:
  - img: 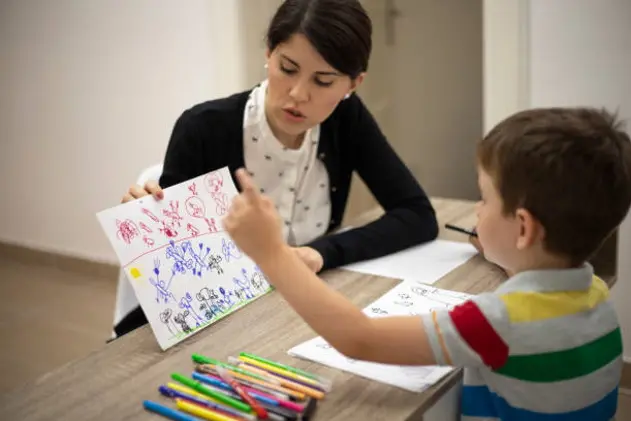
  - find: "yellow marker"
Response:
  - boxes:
[167,382,213,401]
[129,267,141,279]
[176,398,240,421]
[238,356,322,390]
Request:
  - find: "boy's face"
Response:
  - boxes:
[475,167,522,271]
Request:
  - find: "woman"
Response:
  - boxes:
[114,0,439,337]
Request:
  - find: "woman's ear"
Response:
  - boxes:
[348,72,366,95]
[515,208,544,250]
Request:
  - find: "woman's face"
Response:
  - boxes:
[265,33,364,143]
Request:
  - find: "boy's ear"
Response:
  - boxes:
[515,208,544,250]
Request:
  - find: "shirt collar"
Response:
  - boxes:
[495,263,594,294]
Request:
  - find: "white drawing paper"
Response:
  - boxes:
[288,281,471,392]
[97,167,271,350]
[342,239,477,283]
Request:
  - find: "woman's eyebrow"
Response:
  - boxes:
[280,54,341,76]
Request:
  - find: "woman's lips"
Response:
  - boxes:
[282,107,306,122]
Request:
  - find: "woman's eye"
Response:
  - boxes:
[280,65,297,74]
[314,78,334,87]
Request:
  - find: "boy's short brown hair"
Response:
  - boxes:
[477,107,631,265]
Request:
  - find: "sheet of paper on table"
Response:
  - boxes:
[288,281,471,392]
[342,239,477,284]
[96,167,272,350]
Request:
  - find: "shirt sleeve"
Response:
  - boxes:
[420,293,511,369]
[307,94,439,270]
[159,109,207,189]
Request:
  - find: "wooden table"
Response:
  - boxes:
[0,198,603,420]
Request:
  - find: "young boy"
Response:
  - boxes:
[223,107,631,420]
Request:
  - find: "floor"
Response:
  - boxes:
[1,252,631,417]
[0,253,116,395]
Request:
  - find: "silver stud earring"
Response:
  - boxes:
[264,63,268,69]
[344,92,351,100]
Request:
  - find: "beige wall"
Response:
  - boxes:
[484,0,631,358]
[0,0,247,264]
[0,0,483,264]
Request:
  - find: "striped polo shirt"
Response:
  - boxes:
[421,264,622,420]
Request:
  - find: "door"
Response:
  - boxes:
[345,0,483,224]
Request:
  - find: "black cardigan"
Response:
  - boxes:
[112,89,439,337]
[159,89,439,271]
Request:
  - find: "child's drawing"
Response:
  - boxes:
[97,167,272,350]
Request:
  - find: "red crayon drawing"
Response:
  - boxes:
[139,222,153,233]
[141,208,160,223]
[186,223,200,237]
[188,182,198,196]
[185,196,206,219]
[160,220,178,238]
[185,196,219,233]
[116,219,139,244]
[207,217,218,233]
[143,236,155,247]
[204,172,229,215]
[162,200,183,228]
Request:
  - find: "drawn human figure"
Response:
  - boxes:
[173,311,192,333]
[179,293,204,326]
[162,200,184,228]
[184,241,211,277]
[159,308,180,336]
[204,172,230,215]
[116,219,140,244]
[186,223,201,237]
[207,254,223,275]
[196,287,220,320]
[206,288,225,314]
[250,266,270,292]
[222,238,242,262]
[149,258,176,303]
[218,287,234,309]
[411,285,459,307]
[233,276,254,302]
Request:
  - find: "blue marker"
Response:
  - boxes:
[142,400,200,421]
[158,385,256,421]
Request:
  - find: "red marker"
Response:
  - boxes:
[216,366,268,419]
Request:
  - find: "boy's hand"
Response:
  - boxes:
[223,169,287,263]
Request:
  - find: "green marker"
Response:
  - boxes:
[191,354,276,384]
[170,372,252,413]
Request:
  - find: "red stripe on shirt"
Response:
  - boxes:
[449,300,509,369]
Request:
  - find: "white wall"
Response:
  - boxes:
[0,0,246,264]
[484,0,631,357]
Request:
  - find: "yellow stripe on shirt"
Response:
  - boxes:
[500,276,609,323]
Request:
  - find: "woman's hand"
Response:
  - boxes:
[121,180,163,203]
[293,247,324,273]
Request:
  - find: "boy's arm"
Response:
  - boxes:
[259,246,437,365]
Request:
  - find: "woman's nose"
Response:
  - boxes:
[289,80,309,102]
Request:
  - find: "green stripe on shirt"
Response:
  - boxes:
[494,327,622,382]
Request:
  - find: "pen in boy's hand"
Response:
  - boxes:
[444,223,478,238]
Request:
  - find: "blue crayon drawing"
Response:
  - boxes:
[165,240,212,277]
[233,274,255,301]
[221,238,242,262]
[149,258,176,304]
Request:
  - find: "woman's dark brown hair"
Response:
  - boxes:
[266,0,372,79]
